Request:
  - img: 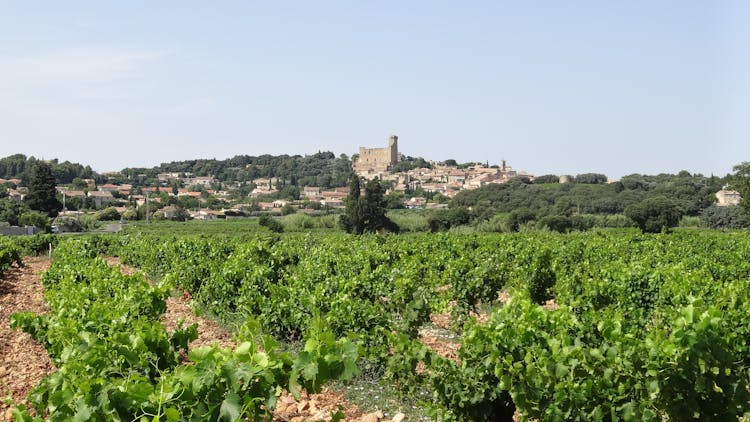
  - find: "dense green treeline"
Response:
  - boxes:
[121,151,353,187]
[0,154,94,185]
[448,172,733,232]
[0,152,352,188]
[454,172,723,218]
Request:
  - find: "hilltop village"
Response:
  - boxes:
[0,137,742,231]
[0,137,535,220]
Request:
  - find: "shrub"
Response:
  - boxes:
[19,211,50,232]
[528,250,556,305]
[97,207,121,221]
[701,205,746,229]
[625,196,683,233]
[259,215,284,233]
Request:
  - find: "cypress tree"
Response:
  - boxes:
[25,161,62,217]
[340,173,363,234]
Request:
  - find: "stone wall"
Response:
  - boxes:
[0,226,41,236]
[354,135,399,174]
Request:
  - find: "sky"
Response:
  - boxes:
[0,1,747,178]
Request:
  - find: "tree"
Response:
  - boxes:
[259,215,284,233]
[625,196,683,233]
[731,162,750,219]
[427,207,471,232]
[97,207,121,221]
[574,173,608,184]
[701,204,747,229]
[25,162,62,217]
[533,174,560,184]
[281,203,296,215]
[70,177,88,191]
[0,198,28,226]
[19,211,51,232]
[339,175,398,234]
[537,215,573,233]
[339,173,363,234]
[507,208,536,232]
[360,178,398,233]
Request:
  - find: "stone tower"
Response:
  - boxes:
[388,135,398,164]
[353,135,400,175]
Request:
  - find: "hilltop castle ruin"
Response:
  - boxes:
[353,135,399,175]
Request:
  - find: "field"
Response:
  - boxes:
[2,230,750,421]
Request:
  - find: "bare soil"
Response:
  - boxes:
[0,257,55,419]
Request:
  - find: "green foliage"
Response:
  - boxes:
[339,173,362,234]
[120,207,139,221]
[452,172,724,231]
[14,230,750,420]
[52,215,83,232]
[96,206,121,221]
[10,238,357,421]
[132,151,352,188]
[258,215,284,233]
[731,161,750,218]
[427,207,470,232]
[537,214,573,233]
[341,176,399,234]
[389,156,432,173]
[625,196,683,233]
[0,237,23,279]
[701,204,746,229]
[507,208,535,232]
[532,174,560,184]
[574,173,608,184]
[0,154,93,184]
[387,210,429,232]
[0,197,29,226]
[18,211,50,232]
[24,162,62,217]
[527,249,556,304]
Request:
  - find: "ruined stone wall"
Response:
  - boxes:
[354,135,399,173]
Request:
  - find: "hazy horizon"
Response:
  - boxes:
[1,1,747,179]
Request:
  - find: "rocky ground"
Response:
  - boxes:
[0,257,55,420]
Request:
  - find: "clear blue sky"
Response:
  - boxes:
[0,1,747,178]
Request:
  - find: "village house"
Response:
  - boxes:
[177,189,203,198]
[303,186,322,199]
[62,190,86,200]
[405,197,427,209]
[320,199,345,208]
[447,171,468,185]
[257,202,275,211]
[183,176,216,187]
[88,191,114,208]
[716,189,742,206]
[252,177,280,191]
[157,172,186,183]
[321,190,348,201]
[7,189,25,201]
[189,209,223,220]
[97,184,120,193]
[142,187,175,196]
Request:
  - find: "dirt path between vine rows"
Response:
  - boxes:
[0,256,55,420]
[106,257,394,422]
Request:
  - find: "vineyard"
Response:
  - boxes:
[3,230,750,420]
